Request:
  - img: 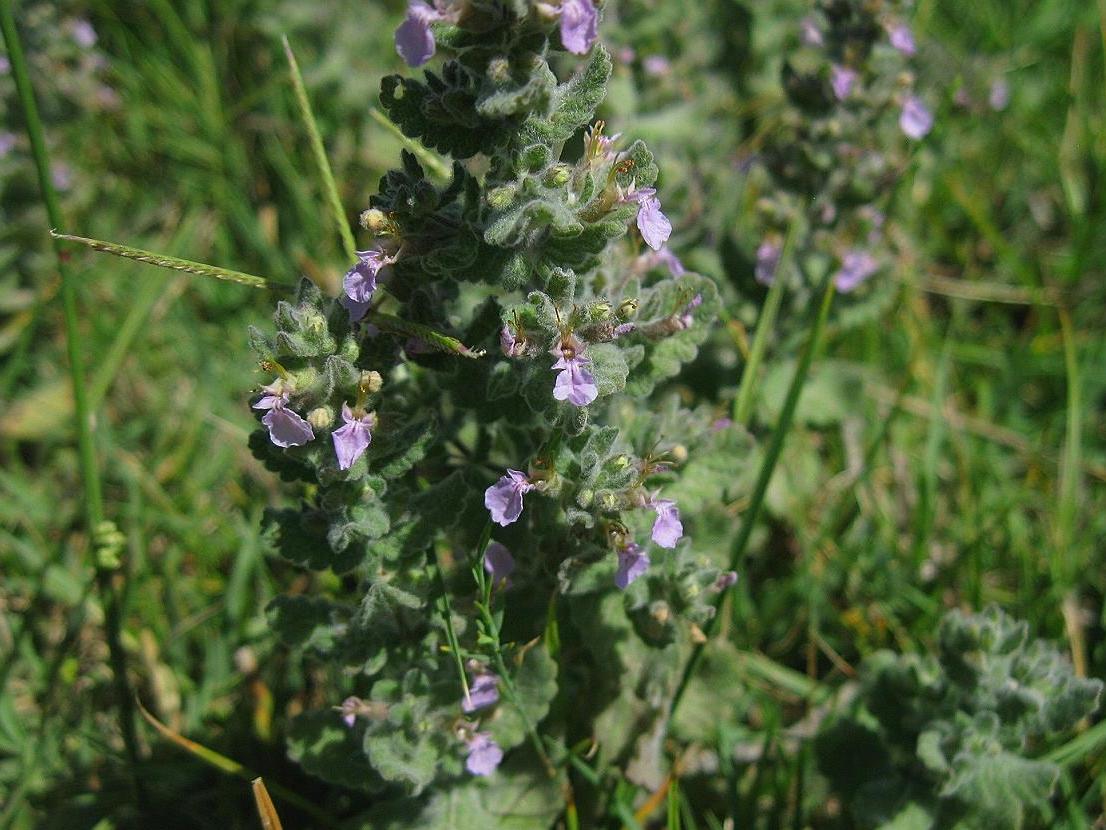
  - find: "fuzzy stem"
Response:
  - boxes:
[282,35,358,263]
[669,270,836,721]
[0,0,145,806]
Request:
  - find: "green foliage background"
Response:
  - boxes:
[1,0,1104,827]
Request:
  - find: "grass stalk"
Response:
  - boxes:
[0,0,145,806]
[282,35,358,263]
[733,222,796,425]
[669,271,836,720]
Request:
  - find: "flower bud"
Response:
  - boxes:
[576,488,594,508]
[649,601,671,625]
[486,56,511,83]
[307,407,334,430]
[670,444,688,464]
[544,164,571,187]
[617,298,639,320]
[360,370,384,394]
[302,308,327,336]
[486,185,515,209]
[360,208,391,234]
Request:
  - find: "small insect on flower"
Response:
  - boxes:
[485,470,534,526]
[253,380,315,448]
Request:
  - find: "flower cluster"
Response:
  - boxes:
[751,0,933,298]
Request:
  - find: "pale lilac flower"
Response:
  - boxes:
[484,541,516,585]
[70,19,97,48]
[465,732,503,776]
[615,542,649,589]
[613,323,636,337]
[51,162,72,191]
[899,95,934,139]
[617,47,636,65]
[755,240,781,286]
[654,246,685,277]
[643,55,671,77]
[834,250,879,293]
[0,132,16,159]
[500,325,527,357]
[332,404,374,470]
[344,248,395,308]
[988,79,1010,111]
[711,418,733,432]
[676,293,703,330]
[552,351,599,406]
[800,16,823,46]
[338,696,363,727]
[637,197,672,251]
[651,499,683,548]
[560,0,599,55]
[340,293,373,323]
[395,2,450,67]
[888,23,916,56]
[0,55,9,74]
[253,385,315,448]
[714,571,739,590]
[831,65,859,101]
[485,469,534,526]
[462,672,500,713]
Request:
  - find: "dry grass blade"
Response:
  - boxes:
[252,778,284,830]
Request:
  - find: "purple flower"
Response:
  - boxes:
[651,499,683,548]
[51,162,72,192]
[800,16,823,46]
[755,240,781,286]
[552,352,599,406]
[395,2,448,67]
[253,385,315,448]
[485,469,534,526]
[637,196,672,251]
[332,403,374,470]
[834,250,879,293]
[500,324,527,357]
[560,0,599,55]
[888,23,916,56]
[711,417,733,432]
[714,571,739,590]
[462,672,500,713]
[989,79,1010,111]
[0,55,9,74]
[70,19,97,48]
[0,131,16,159]
[643,55,671,77]
[654,246,686,277]
[340,293,373,323]
[899,95,934,139]
[831,65,859,101]
[615,542,650,589]
[676,293,703,330]
[338,696,363,728]
[484,541,516,585]
[344,248,395,308]
[613,322,636,337]
[465,732,503,776]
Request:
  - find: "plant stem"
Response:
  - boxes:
[733,222,797,425]
[0,0,145,806]
[282,35,358,263]
[668,271,836,721]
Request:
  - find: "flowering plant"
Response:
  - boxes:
[243,1,744,822]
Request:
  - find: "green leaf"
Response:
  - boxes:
[266,596,346,655]
[486,645,559,751]
[287,711,378,793]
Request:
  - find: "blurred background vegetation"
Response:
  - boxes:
[1,0,1103,826]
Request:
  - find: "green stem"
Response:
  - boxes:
[669,271,836,720]
[0,0,145,807]
[282,35,358,263]
[733,223,797,425]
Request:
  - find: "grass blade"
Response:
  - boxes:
[282,35,358,263]
[251,779,284,830]
[670,271,836,720]
[368,310,487,358]
[0,0,144,807]
[370,107,453,180]
[51,232,274,289]
[733,222,796,425]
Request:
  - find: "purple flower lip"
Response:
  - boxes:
[615,542,649,589]
[253,382,315,448]
[395,2,456,67]
[834,250,879,293]
[465,732,503,776]
[483,542,516,586]
[650,498,683,548]
[332,403,375,470]
[899,95,934,139]
[461,672,500,713]
[831,65,858,101]
[888,23,917,56]
[559,0,599,55]
[485,469,534,526]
